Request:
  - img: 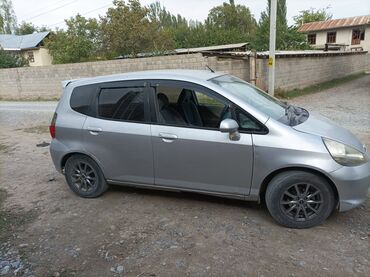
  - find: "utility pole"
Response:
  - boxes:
[268,0,277,96]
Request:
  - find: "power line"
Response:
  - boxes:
[18,0,72,20]
[47,2,113,28]
[19,0,79,22]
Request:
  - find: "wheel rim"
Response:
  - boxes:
[70,161,97,193]
[280,183,323,222]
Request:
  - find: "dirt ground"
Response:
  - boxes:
[0,75,369,276]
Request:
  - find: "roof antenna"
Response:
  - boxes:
[206,65,215,73]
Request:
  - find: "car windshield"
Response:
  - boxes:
[210,75,308,126]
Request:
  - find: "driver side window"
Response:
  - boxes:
[154,83,229,129]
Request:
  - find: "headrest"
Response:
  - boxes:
[157,93,169,109]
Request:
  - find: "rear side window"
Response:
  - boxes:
[98,87,145,122]
[70,84,97,115]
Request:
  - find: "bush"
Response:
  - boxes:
[0,49,29,68]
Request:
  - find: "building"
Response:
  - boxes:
[0,32,52,66]
[298,15,370,52]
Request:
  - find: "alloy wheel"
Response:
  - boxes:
[70,161,97,193]
[280,183,323,221]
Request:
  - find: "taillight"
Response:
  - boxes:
[49,112,57,138]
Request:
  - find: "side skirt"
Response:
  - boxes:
[107,179,259,202]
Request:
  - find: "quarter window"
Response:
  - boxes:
[98,87,145,122]
[70,84,97,115]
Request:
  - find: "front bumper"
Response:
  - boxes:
[329,160,370,211]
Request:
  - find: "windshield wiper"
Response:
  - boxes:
[285,104,308,126]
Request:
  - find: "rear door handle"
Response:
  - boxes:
[87,127,103,135]
[159,132,178,143]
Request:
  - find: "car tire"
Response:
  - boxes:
[265,171,335,229]
[65,154,108,198]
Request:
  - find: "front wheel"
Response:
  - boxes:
[265,171,336,229]
[64,154,108,198]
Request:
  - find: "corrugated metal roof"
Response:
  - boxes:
[298,15,370,32]
[0,32,49,51]
[175,42,248,54]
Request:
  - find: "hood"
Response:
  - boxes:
[293,113,365,153]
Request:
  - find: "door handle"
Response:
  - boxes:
[159,132,178,143]
[87,127,103,135]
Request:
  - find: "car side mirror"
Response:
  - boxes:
[219,119,240,141]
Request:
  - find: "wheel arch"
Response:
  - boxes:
[61,151,103,173]
[258,167,339,206]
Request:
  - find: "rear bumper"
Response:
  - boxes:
[49,139,68,173]
[330,161,370,211]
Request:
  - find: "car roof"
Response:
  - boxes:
[64,70,226,88]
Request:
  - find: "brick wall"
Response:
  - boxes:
[255,52,370,91]
[0,51,368,100]
[0,53,249,100]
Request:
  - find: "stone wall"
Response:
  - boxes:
[255,52,370,91]
[0,53,249,100]
[0,51,368,100]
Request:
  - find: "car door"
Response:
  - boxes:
[149,80,254,196]
[82,80,154,184]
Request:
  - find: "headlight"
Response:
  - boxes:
[323,138,369,166]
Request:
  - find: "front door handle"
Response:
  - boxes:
[87,127,103,135]
[159,132,178,143]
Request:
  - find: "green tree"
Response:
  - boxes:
[148,0,257,49]
[206,0,257,38]
[100,0,174,58]
[0,0,17,34]
[16,21,37,35]
[45,14,99,64]
[0,48,28,68]
[293,8,332,27]
[148,2,188,29]
[253,0,289,51]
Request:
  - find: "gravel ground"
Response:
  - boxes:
[0,76,369,276]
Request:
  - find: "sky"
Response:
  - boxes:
[11,0,370,30]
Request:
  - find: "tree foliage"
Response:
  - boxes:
[33,0,315,64]
[147,0,256,49]
[293,8,332,27]
[45,14,99,64]
[253,0,309,51]
[0,48,28,68]
[16,21,37,35]
[0,0,17,34]
[100,0,174,58]
[206,0,256,38]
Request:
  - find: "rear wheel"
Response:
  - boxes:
[65,154,108,198]
[265,171,335,229]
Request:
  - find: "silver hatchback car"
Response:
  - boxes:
[50,70,370,228]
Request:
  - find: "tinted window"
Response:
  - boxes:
[98,87,145,122]
[70,84,97,115]
[155,84,228,129]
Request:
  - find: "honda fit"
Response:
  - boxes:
[49,70,370,228]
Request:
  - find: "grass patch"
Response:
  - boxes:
[276,72,365,99]
[20,125,49,134]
